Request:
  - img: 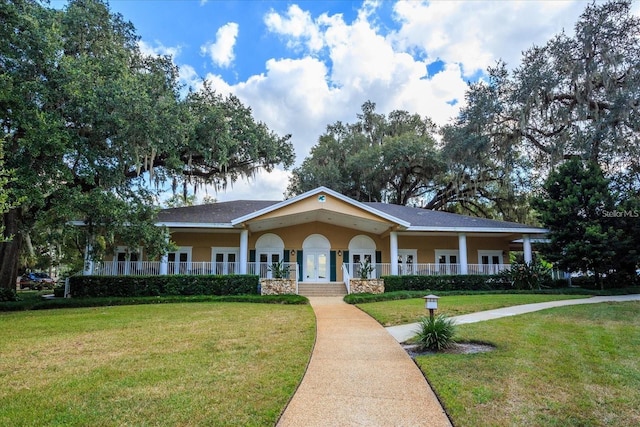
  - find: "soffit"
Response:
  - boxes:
[241,193,398,234]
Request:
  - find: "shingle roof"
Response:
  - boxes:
[363,202,540,230]
[156,193,544,233]
[157,200,278,224]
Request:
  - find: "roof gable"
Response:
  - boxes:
[231,187,410,228]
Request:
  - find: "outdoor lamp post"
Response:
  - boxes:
[423,294,440,320]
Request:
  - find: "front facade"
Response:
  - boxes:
[85,187,546,291]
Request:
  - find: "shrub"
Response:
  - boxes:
[0,288,18,302]
[415,314,457,351]
[382,274,510,292]
[69,275,260,298]
[267,260,290,279]
[498,260,552,290]
[357,260,375,279]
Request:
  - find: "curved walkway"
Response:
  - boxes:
[277,297,451,427]
[386,294,640,343]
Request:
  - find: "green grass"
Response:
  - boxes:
[0,302,315,426]
[416,301,640,426]
[356,293,589,326]
[1,290,308,311]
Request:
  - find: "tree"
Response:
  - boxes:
[0,0,294,290]
[532,159,619,288]
[288,101,522,221]
[288,102,448,204]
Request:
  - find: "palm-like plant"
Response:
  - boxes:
[415,314,457,351]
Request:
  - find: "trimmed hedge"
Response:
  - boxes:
[382,274,511,292]
[69,274,260,298]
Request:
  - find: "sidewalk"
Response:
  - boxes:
[277,297,451,427]
[386,294,640,343]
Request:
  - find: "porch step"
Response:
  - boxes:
[298,282,347,297]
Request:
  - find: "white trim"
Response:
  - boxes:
[156,222,235,229]
[478,250,504,265]
[231,186,410,228]
[408,226,547,234]
[211,247,240,274]
[397,249,417,275]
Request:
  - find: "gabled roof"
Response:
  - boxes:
[155,186,546,235]
[365,203,544,233]
[156,200,277,227]
[231,187,410,228]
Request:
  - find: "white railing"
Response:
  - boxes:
[246,262,299,281]
[342,263,351,294]
[374,263,511,276]
[90,261,510,277]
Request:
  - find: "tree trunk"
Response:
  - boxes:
[0,209,23,291]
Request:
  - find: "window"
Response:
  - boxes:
[435,250,459,275]
[212,248,240,274]
[167,247,192,274]
[478,250,503,274]
[113,246,142,275]
[398,250,417,275]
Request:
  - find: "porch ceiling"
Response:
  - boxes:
[240,209,396,235]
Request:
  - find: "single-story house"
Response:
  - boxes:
[84,186,546,293]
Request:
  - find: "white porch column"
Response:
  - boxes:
[239,229,249,274]
[390,231,399,275]
[83,243,94,276]
[458,233,468,275]
[523,234,532,264]
[159,234,169,275]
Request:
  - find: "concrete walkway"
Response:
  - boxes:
[386,294,640,343]
[277,297,451,427]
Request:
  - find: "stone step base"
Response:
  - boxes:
[298,282,347,297]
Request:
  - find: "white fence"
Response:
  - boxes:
[345,263,511,277]
[91,261,299,279]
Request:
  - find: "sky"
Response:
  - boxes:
[54,0,640,203]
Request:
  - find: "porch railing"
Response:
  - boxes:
[90,261,511,278]
[342,263,351,294]
[363,263,511,276]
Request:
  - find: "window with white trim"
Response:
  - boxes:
[435,250,460,274]
[113,246,142,275]
[478,250,504,274]
[212,247,240,274]
[398,249,417,275]
[167,247,192,274]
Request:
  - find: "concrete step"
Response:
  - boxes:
[298,282,347,297]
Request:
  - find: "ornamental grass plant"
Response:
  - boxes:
[415,314,457,351]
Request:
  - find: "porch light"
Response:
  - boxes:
[423,294,440,320]
[337,250,342,256]
[290,249,296,256]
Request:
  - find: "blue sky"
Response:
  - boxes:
[53,0,637,202]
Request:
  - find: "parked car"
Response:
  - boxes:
[19,272,56,290]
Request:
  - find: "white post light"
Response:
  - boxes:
[423,294,440,320]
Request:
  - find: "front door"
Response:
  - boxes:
[304,251,329,282]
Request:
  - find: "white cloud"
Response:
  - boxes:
[264,4,324,52]
[138,40,181,59]
[204,168,291,202]
[176,1,620,201]
[201,22,239,68]
[391,0,587,75]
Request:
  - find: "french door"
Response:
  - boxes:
[351,252,375,278]
[304,250,329,282]
[258,252,281,278]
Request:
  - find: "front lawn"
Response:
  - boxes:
[357,294,588,326]
[417,302,640,426]
[0,302,315,426]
